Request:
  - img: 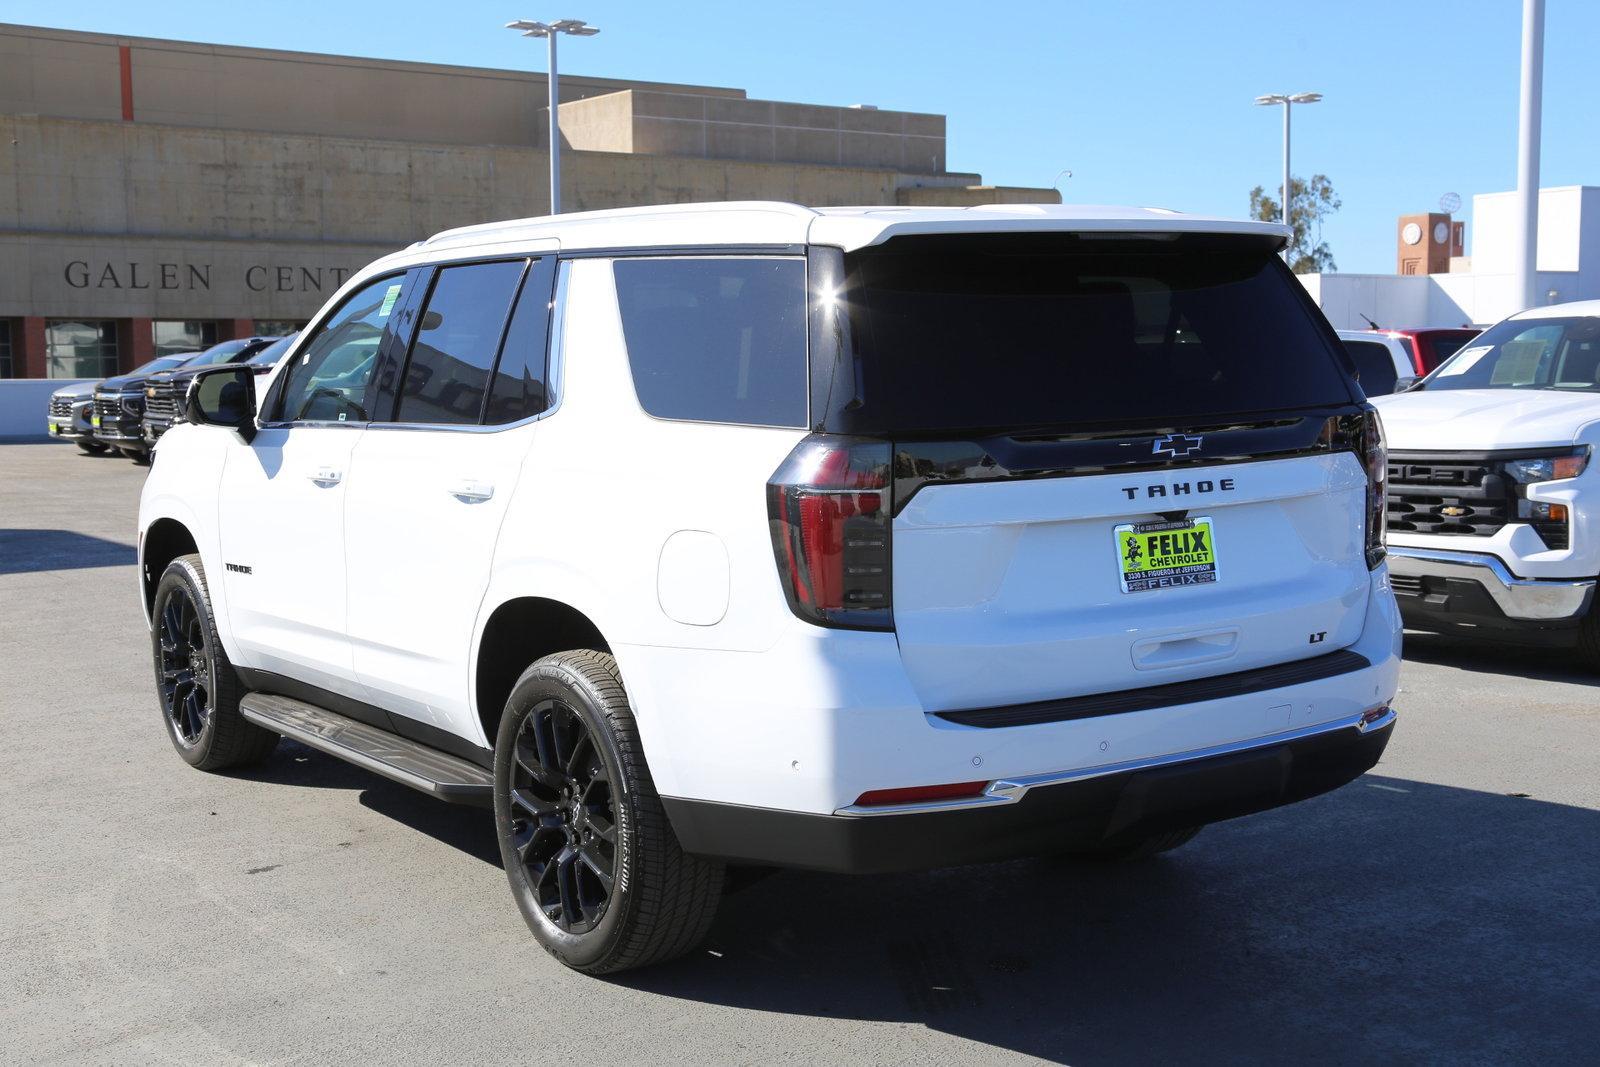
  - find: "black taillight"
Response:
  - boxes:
[767,435,893,630]
[1334,406,1387,568]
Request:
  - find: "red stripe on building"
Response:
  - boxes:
[119,45,133,121]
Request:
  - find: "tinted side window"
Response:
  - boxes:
[396,260,526,425]
[613,258,807,427]
[1344,340,1399,396]
[277,275,403,422]
[485,262,553,424]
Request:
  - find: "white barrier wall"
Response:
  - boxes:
[0,379,89,441]
[1299,270,1582,330]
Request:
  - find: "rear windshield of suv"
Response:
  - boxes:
[837,233,1356,436]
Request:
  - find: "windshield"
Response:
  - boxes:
[181,339,255,368]
[1420,331,1477,370]
[839,233,1355,436]
[246,334,297,366]
[130,356,190,375]
[1420,316,1600,392]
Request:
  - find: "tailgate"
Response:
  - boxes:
[891,453,1372,713]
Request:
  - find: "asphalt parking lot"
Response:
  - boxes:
[2,441,1597,1065]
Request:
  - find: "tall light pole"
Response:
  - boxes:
[1513,0,1545,312]
[1254,92,1322,262]
[506,18,600,215]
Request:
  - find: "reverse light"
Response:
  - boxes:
[1342,406,1387,569]
[767,435,894,630]
[855,780,989,807]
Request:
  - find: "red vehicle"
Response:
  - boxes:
[1378,328,1480,376]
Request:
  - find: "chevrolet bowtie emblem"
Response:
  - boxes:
[1152,434,1203,458]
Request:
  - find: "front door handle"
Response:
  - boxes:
[448,481,494,503]
[309,467,343,487]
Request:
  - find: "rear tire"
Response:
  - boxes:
[1578,597,1600,673]
[150,554,278,770]
[1073,826,1202,862]
[493,650,723,974]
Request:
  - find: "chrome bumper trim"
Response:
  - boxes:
[1387,546,1595,621]
[835,709,1395,817]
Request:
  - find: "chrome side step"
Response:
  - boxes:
[240,693,493,804]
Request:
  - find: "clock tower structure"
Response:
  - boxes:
[1397,212,1465,275]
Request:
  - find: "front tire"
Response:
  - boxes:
[150,554,278,770]
[75,440,108,454]
[493,650,723,975]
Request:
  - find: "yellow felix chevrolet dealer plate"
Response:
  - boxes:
[1114,516,1218,593]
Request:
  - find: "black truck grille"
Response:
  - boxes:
[144,389,181,421]
[1387,452,1568,550]
[94,395,123,420]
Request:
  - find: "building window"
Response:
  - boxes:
[152,320,219,357]
[45,320,119,379]
[253,320,305,337]
[0,321,12,378]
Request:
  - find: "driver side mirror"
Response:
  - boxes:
[186,366,258,443]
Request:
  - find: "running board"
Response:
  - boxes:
[240,693,493,805]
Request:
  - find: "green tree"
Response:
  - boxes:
[1249,174,1341,273]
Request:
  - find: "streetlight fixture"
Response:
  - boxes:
[1254,91,1322,262]
[506,17,601,215]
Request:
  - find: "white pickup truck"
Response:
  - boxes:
[1373,300,1600,666]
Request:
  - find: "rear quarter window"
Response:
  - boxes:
[1343,340,1399,396]
[613,257,808,427]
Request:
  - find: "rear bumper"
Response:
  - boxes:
[665,710,1394,873]
[1388,546,1595,633]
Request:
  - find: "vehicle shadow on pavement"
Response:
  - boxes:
[229,740,503,866]
[229,741,1600,1062]
[0,528,136,575]
[613,776,1600,1063]
[1403,631,1599,687]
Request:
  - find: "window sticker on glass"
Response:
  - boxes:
[378,284,403,319]
[1436,345,1491,377]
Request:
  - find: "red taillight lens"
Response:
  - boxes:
[854,780,989,807]
[768,435,893,630]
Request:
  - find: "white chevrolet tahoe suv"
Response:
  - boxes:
[138,202,1400,974]
[1373,301,1600,665]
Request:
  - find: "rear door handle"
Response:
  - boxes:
[309,467,343,487]
[448,481,494,503]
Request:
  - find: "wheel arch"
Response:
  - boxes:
[474,596,613,749]
[141,516,199,621]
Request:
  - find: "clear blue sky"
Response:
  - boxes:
[10,0,1598,273]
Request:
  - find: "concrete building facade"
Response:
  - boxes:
[1304,186,1600,331]
[0,23,1055,379]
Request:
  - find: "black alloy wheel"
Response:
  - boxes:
[157,586,212,747]
[507,698,618,934]
[494,650,723,973]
